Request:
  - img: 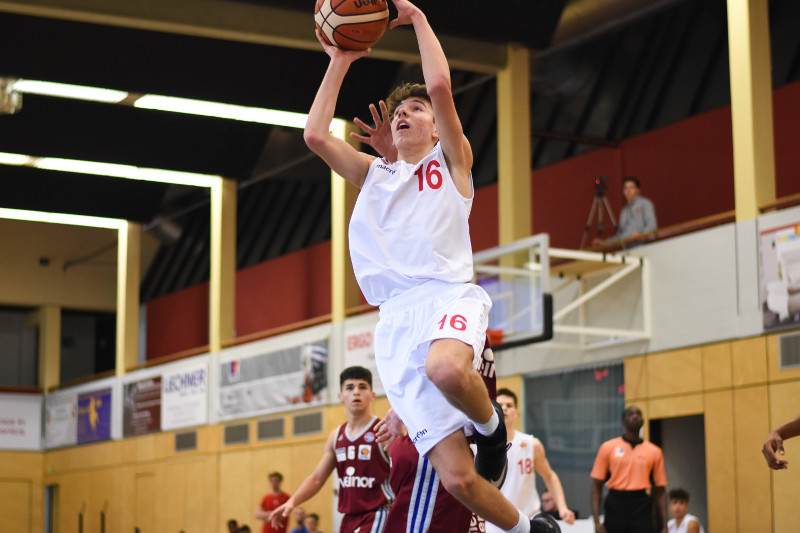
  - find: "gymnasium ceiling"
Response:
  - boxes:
[2,0,800,302]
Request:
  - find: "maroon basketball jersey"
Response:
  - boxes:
[334,416,392,515]
[386,435,474,533]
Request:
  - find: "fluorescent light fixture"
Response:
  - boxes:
[14,78,319,130]
[0,151,221,187]
[135,94,310,129]
[0,207,127,229]
[0,151,32,165]
[13,79,127,104]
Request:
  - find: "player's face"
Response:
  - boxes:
[496,394,518,429]
[338,378,374,411]
[391,97,437,146]
[669,499,688,521]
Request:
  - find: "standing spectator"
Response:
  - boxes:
[255,472,290,533]
[289,507,308,533]
[666,488,704,533]
[590,406,668,533]
[486,389,575,533]
[762,412,800,469]
[271,367,392,533]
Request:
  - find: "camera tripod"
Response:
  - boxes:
[579,182,623,250]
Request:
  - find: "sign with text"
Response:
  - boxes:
[123,377,162,437]
[44,393,78,448]
[343,318,384,396]
[162,364,208,430]
[77,388,112,444]
[760,221,800,332]
[0,393,42,450]
[219,339,328,420]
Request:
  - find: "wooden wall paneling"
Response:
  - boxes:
[703,389,737,533]
[731,336,769,386]
[646,347,703,397]
[624,356,648,401]
[767,380,800,533]
[701,341,732,390]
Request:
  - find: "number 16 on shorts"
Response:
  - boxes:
[438,314,467,332]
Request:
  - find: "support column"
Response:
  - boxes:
[331,120,362,322]
[726,0,776,220]
[34,305,61,390]
[496,45,532,246]
[116,222,141,375]
[209,178,237,353]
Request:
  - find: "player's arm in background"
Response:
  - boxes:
[390,0,472,197]
[763,412,800,469]
[270,428,338,528]
[532,438,575,524]
[304,31,376,188]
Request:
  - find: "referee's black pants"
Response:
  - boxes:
[602,489,654,533]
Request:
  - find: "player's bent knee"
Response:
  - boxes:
[437,466,480,502]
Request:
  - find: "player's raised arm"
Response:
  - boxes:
[304,30,376,188]
[390,0,472,196]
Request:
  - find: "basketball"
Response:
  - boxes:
[314,0,390,51]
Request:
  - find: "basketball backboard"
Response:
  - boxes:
[473,234,553,350]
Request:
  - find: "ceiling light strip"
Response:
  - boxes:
[0,207,128,229]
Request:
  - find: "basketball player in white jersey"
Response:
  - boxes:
[303,1,558,532]
[485,389,575,533]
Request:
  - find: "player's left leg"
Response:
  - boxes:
[426,338,508,487]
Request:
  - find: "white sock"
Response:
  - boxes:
[503,509,531,533]
[474,409,500,436]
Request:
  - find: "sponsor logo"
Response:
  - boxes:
[164,369,206,393]
[411,428,428,444]
[376,164,396,175]
[364,431,375,443]
[615,447,625,457]
[347,332,373,350]
[358,444,372,461]
[336,448,347,462]
[341,465,377,488]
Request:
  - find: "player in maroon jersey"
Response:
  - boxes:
[272,366,393,533]
[376,337,495,533]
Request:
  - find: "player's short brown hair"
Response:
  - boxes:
[386,82,431,120]
[268,471,283,482]
[497,388,518,407]
[669,487,690,502]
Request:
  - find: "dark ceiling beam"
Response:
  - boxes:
[0,0,506,73]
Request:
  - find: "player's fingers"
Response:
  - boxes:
[369,103,382,126]
[379,100,389,121]
[350,133,371,144]
[352,117,373,132]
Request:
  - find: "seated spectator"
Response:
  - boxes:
[227,519,239,533]
[595,176,657,246]
[303,513,322,533]
[289,507,308,533]
[238,526,252,533]
[667,488,704,533]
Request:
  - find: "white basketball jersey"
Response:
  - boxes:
[668,514,705,533]
[486,431,541,533]
[349,142,475,306]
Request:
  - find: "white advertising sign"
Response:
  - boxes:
[344,317,384,396]
[161,363,208,430]
[0,393,43,450]
[44,393,78,448]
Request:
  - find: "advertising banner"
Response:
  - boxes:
[760,221,800,331]
[0,393,42,450]
[123,377,162,437]
[44,393,78,448]
[77,388,112,444]
[162,364,208,430]
[219,339,328,420]
[343,318,384,396]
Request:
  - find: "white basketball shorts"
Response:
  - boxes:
[374,279,492,456]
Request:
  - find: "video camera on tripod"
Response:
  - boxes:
[580,175,623,250]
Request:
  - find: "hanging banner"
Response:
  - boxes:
[44,393,78,448]
[760,221,800,332]
[123,377,162,437]
[0,393,42,450]
[219,339,328,420]
[77,388,112,444]
[161,364,208,430]
[343,317,384,397]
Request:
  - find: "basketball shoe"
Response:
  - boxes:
[530,513,560,533]
[473,400,509,488]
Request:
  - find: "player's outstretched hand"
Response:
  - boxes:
[559,508,576,525]
[270,500,292,529]
[375,408,405,451]
[389,0,420,30]
[763,429,789,470]
[352,100,397,162]
[315,29,371,61]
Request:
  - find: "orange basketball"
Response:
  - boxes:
[314,0,389,51]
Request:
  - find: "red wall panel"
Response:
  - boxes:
[146,282,209,360]
[773,82,800,198]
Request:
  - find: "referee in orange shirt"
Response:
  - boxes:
[590,406,668,533]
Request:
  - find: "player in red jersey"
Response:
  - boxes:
[272,366,393,533]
